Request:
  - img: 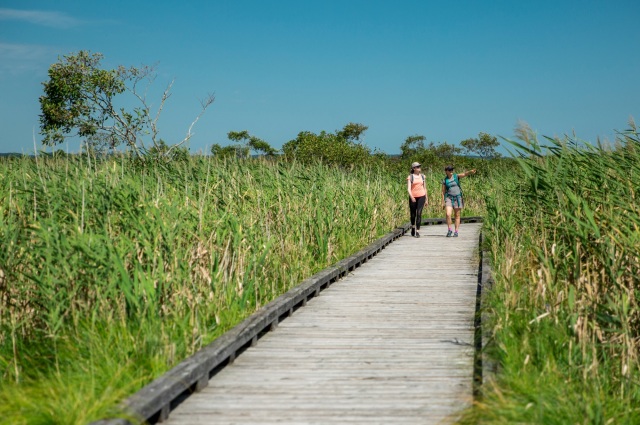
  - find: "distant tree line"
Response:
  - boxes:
[37,50,503,171]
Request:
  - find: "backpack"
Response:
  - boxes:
[410,174,425,185]
[443,174,462,195]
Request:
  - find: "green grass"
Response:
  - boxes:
[0,151,502,423]
[460,127,640,424]
[0,155,416,424]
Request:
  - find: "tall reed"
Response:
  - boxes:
[0,155,408,423]
[462,126,640,423]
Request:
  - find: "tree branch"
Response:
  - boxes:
[165,93,215,156]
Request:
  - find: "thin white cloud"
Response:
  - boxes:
[0,42,55,76]
[0,8,81,29]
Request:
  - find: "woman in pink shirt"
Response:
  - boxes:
[407,162,428,238]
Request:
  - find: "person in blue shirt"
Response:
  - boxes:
[441,165,476,237]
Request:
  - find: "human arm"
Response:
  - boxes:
[458,169,477,178]
[423,177,428,205]
[441,182,446,208]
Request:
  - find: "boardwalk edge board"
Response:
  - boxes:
[91,216,483,425]
[481,242,498,388]
[472,231,497,400]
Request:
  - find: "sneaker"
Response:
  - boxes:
[454,232,459,237]
[411,228,415,237]
[415,231,420,238]
[446,230,453,237]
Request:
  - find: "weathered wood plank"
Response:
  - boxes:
[162,223,481,425]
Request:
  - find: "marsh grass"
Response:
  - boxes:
[461,126,640,424]
[0,151,496,423]
[0,155,416,423]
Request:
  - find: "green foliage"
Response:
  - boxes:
[38,50,214,157]
[460,132,501,159]
[426,141,462,162]
[0,155,406,423]
[210,143,249,159]
[398,134,463,172]
[400,134,426,159]
[460,125,640,424]
[146,139,190,163]
[211,130,277,159]
[336,122,368,142]
[247,137,277,156]
[39,51,141,149]
[282,123,371,167]
[227,130,277,156]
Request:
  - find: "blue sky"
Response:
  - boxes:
[1,0,639,154]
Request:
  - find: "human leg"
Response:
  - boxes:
[454,208,462,232]
[415,196,426,231]
[445,202,454,237]
[409,198,417,236]
[453,195,464,234]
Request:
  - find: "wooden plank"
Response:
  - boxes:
[91,227,414,424]
[163,223,482,425]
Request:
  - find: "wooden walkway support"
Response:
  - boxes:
[161,222,482,425]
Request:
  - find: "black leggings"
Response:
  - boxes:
[409,196,426,229]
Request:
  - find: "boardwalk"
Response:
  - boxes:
[164,223,482,425]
